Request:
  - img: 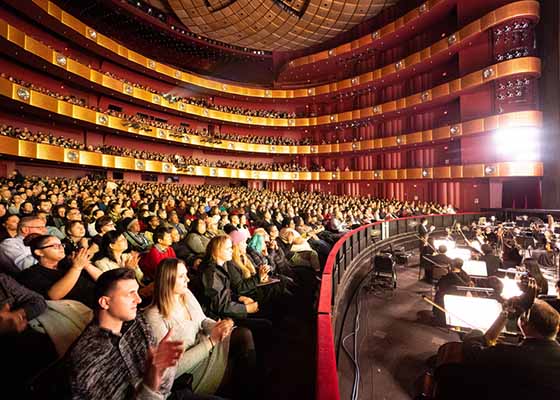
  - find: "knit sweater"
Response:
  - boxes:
[68,315,171,400]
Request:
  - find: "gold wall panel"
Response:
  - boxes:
[18,141,37,158]
[0,136,19,155]
[36,143,64,161]
[433,166,451,179]
[29,0,539,99]
[115,157,134,170]
[25,36,50,60]
[462,164,485,178]
[30,92,57,112]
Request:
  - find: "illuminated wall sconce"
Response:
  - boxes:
[55,54,67,66]
[484,165,497,175]
[483,68,494,80]
[16,87,30,101]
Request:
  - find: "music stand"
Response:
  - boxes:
[462,260,488,277]
[443,294,503,332]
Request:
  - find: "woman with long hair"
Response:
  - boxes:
[198,235,259,320]
[144,257,257,399]
[523,258,549,296]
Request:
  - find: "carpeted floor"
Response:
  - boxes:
[338,262,461,400]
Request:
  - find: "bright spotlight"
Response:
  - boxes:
[493,127,539,161]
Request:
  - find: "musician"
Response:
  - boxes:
[523,258,549,296]
[426,245,453,277]
[433,258,472,325]
[479,244,502,277]
[418,218,435,238]
[420,236,436,282]
[461,300,560,399]
[483,226,497,246]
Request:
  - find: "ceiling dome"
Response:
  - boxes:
[156,0,396,51]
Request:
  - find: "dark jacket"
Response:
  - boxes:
[462,337,560,399]
[479,254,502,277]
[199,259,248,319]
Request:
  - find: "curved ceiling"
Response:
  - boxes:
[154,0,397,51]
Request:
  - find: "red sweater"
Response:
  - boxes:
[140,246,176,281]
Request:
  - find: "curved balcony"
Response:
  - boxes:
[0,75,542,156]
[285,0,452,70]
[0,135,543,181]
[0,58,541,133]
[26,0,539,100]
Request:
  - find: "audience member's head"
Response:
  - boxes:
[152,258,189,318]
[18,216,47,237]
[519,300,560,340]
[94,268,140,321]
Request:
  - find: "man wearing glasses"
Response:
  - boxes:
[0,215,46,276]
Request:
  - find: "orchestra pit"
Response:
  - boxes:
[0,0,559,399]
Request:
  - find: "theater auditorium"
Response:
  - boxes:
[0,0,559,399]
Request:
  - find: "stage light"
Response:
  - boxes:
[499,277,524,299]
[493,127,540,161]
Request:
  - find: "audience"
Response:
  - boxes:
[0,173,453,397]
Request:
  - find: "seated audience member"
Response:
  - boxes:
[329,210,348,233]
[91,215,116,247]
[171,227,196,266]
[68,268,220,400]
[121,217,151,253]
[62,220,94,257]
[94,230,144,284]
[140,227,176,281]
[168,211,188,239]
[85,208,105,237]
[19,235,101,308]
[0,213,19,241]
[0,273,56,391]
[460,300,560,399]
[186,219,211,257]
[479,243,502,277]
[145,258,257,399]
[523,258,549,296]
[36,210,65,240]
[49,205,66,230]
[198,235,259,320]
[143,215,162,243]
[278,226,321,272]
[0,215,47,276]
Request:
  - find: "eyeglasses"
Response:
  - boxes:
[24,225,46,229]
[38,243,65,250]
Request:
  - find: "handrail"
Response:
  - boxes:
[315,212,492,400]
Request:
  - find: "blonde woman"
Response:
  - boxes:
[144,257,256,399]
